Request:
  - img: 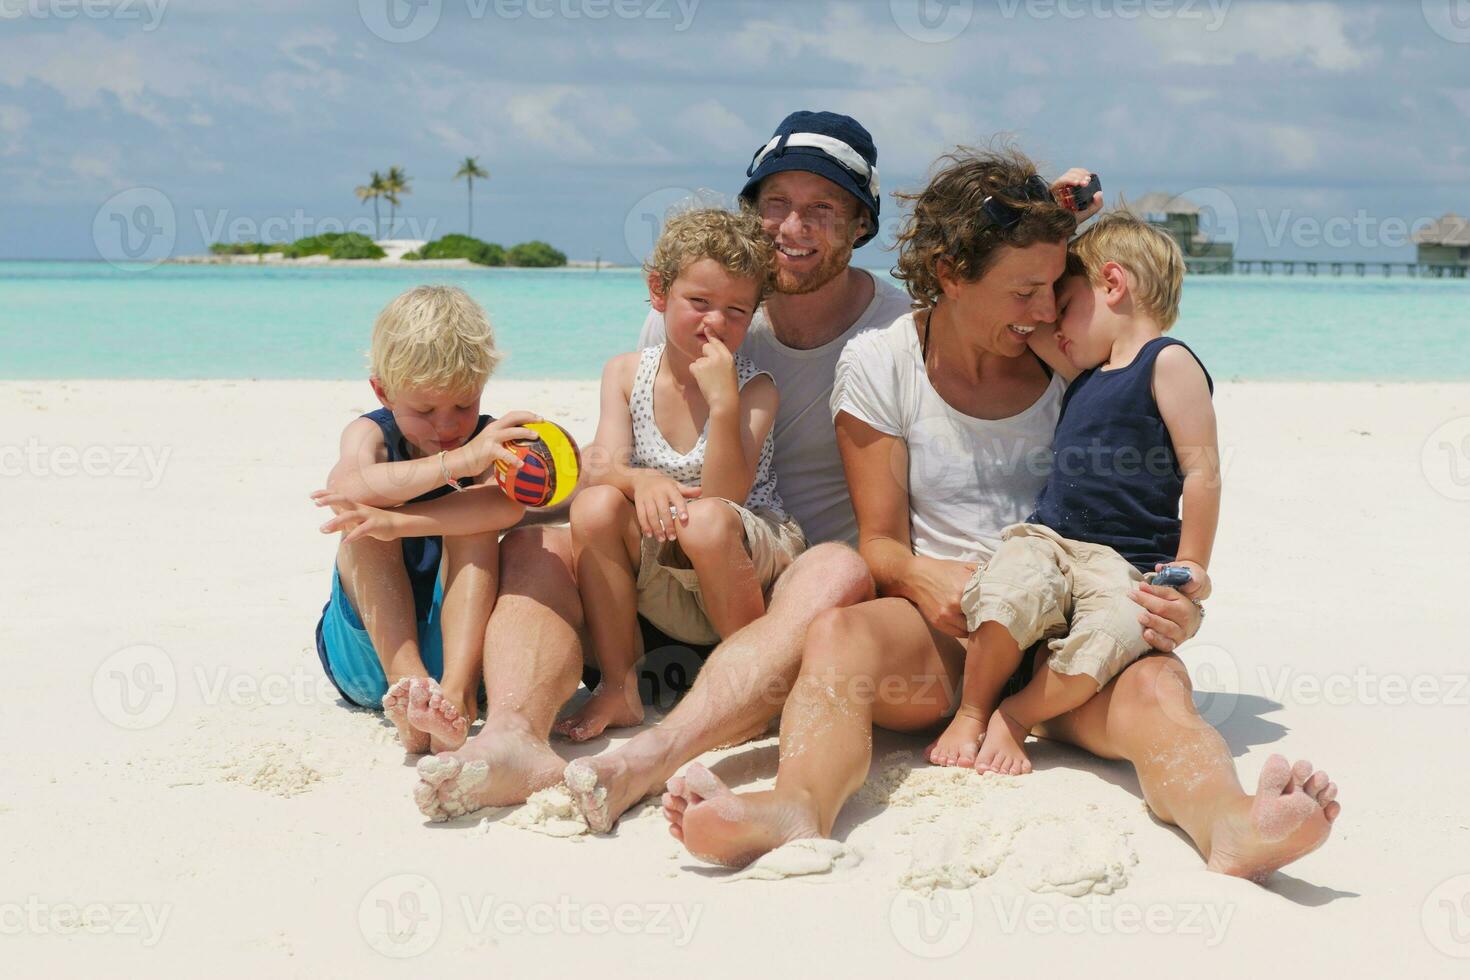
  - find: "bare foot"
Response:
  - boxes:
[412,727,565,822]
[1206,755,1340,883]
[926,707,986,767]
[974,707,1032,775]
[405,677,470,753]
[564,754,659,834]
[554,682,645,742]
[381,678,430,755]
[662,763,821,868]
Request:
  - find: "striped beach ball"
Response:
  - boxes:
[494,420,580,508]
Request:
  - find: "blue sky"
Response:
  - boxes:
[2,0,1468,263]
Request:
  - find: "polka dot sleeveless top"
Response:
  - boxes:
[629,344,787,520]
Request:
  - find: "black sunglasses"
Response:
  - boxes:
[980,174,1055,230]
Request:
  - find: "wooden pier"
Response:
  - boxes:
[1190,260,1469,278]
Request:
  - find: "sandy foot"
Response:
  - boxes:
[662,763,821,868]
[381,678,430,755]
[974,707,1033,776]
[553,681,645,742]
[412,729,565,822]
[405,677,469,753]
[564,755,658,834]
[927,707,986,768]
[1206,755,1341,883]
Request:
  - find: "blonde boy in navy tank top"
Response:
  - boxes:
[310,286,542,755]
[556,209,806,742]
[930,213,1220,776]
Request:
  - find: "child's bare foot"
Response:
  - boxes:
[382,678,430,755]
[406,677,470,753]
[974,707,1032,775]
[926,707,986,767]
[1206,755,1341,883]
[554,681,644,742]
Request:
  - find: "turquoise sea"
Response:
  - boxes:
[4,261,1468,381]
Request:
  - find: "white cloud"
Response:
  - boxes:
[1144,2,1373,72]
[671,99,758,156]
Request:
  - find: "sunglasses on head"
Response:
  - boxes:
[980,174,1055,230]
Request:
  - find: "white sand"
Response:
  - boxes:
[6,379,1470,976]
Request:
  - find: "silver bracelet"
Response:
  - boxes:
[1191,597,1205,621]
[439,450,467,492]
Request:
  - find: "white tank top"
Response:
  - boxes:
[628,344,787,519]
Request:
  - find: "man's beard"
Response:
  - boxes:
[773,238,855,296]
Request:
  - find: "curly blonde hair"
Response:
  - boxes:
[893,145,1078,309]
[369,285,502,397]
[644,206,775,303]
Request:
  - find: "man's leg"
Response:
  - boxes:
[663,597,964,867]
[565,543,874,833]
[1037,653,1341,881]
[336,535,430,753]
[413,525,585,821]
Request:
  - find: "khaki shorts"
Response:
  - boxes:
[636,501,806,646]
[959,523,1149,689]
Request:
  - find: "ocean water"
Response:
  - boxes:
[3,261,1468,381]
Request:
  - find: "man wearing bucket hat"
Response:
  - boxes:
[411,110,908,825]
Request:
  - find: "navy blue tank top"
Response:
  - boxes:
[363,407,492,619]
[1028,337,1212,571]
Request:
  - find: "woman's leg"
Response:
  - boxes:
[557,484,646,741]
[663,597,964,867]
[677,498,765,639]
[1037,652,1341,881]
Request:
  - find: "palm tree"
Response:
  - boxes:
[384,166,411,238]
[355,170,387,240]
[454,157,489,237]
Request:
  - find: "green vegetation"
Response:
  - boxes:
[208,242,281,256]
[507,240,567,268]
[454,157,489,238]
[384,165,410,237]
[412,234,506,266]
[355,170,388,239]
[282,232,385,260]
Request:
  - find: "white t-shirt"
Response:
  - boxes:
[637,270,913,547]
[830,314,1066,563]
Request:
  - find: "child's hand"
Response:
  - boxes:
[1158,560,1211,601]
[631,473,701,542]
[461,410,543,477]
[689,337,740,417]
[313,490,403,543]
[1052,167,1103,221]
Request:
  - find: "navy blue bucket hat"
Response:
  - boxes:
[740,110,880,248]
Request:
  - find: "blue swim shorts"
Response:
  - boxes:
[314,566,444,708]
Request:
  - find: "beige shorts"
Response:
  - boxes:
[636,500,807,646]
[960,523,1149,689]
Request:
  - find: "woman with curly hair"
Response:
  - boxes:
[661,146,1340,883]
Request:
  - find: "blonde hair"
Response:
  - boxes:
[644,207,775,303]
[1069,211,1185,331]
[369,285,502,397]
